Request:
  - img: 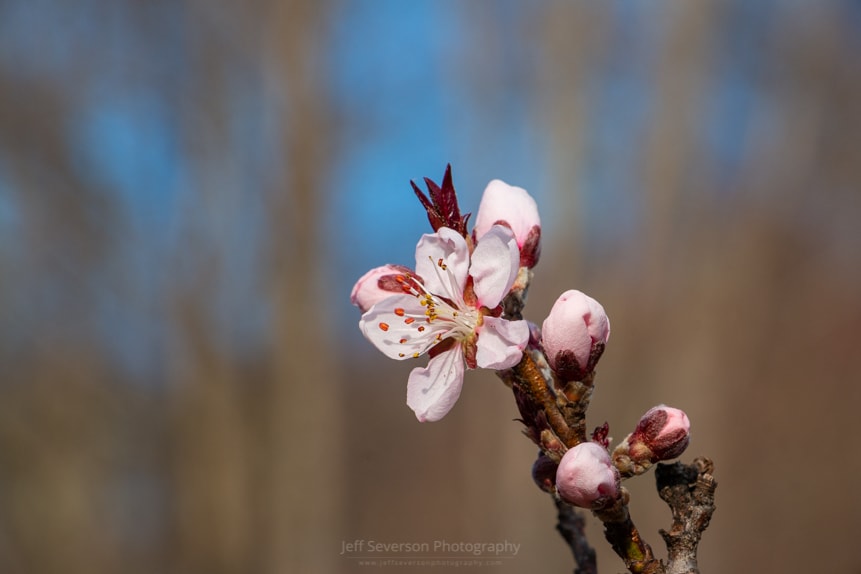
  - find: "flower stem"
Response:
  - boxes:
[511,350,575,447]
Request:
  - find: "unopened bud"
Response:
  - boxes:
[474,179,541,268]
[555,442,620,508]
[350,264,415,313]
[613,405,691,477]
[541,290,610,381]
[631,405,691,460]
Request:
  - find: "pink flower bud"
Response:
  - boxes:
[541,290,610,381]
[630,405,691,461]
[555,442,620,508]
[474,179,541,267]
[350,264,415,313]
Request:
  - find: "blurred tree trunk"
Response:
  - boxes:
[533,2,608,278]
[166,3,255,570]
[260,0,342,572]
[640,0,718,287]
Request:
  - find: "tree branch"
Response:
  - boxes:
[593,491,661,574]
[655,458,717,574]
[555,499,597,574]
[498,276,716,573]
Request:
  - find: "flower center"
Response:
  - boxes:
[394,255,481,344]
[419,292,480,338]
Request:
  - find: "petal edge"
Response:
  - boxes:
[406,348,465,422]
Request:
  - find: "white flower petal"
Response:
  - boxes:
[359,294,448,360]
[406,347,466,422]
[414,228,470,303]
[469,225,520,308]
[475,316,529,369]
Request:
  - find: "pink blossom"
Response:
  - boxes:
[359,226,529,422]
[350,264,416,314]
[473,179,541,267]
[541,290,610,380]
[555,442,620,508]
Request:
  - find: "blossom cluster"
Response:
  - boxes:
[351,165,691,509]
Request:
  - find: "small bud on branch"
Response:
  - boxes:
[542,290,610,382]
[556,442,621,509]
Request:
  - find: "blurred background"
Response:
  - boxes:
[1,1,860,572]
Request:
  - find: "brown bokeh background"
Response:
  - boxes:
[1,2,860,573]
